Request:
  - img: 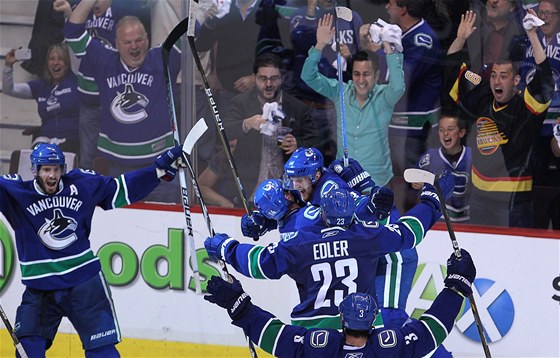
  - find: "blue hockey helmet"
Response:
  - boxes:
[30,143,66,174]
[283,147,323,184]
[254,179,290,221]
[339,292,378,333]
[320,188,356,227]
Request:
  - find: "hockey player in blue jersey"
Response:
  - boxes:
[204,248,476,357]
[0,143,184,357]
[205,173,453,328]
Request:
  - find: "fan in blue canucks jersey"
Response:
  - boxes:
[0,143,183,357]
[205,176,452,329]
[203,248,476,358]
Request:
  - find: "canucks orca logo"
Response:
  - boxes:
[110,83,149,124]
[38,209,78,250]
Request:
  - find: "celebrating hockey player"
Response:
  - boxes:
[204,172,453,329]
[204,248,477,357]
[0,143,184,357]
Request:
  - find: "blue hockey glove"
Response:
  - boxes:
[204,275,253,320]
[420,171,454,213]
[329,158,376,193]
[444,249,476,297]
[204,233,237,261]
[241,211,277,239]
[155,145,184,182]
[366,186,394,220]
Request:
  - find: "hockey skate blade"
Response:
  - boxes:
[403,168,435,185]
[183,118,208,155]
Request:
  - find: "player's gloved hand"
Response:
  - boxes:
[204,233,237,261]
[329,158,376,193]
[444,249,476,297]
[554,123,560,145]
[369,23,383,44]
[420,170,454,212]
[522,12,544,31]
[155,145,184,181]
[381,23,403,52]
[366,186,394,220]
[204,275,253,320]
[241,211,277,240]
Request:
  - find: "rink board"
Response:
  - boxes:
[0,205,559,357]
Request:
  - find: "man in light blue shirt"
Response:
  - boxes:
[302,14,405,186]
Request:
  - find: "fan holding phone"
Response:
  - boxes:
[3,44,80,155]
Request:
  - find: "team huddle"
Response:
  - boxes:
[0,142,477,357]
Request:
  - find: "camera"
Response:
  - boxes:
[14,48,32,61]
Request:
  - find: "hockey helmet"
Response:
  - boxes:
[320,188,356,227]
[30,143,66,174]
[283,147,323,184]
[254,179,290,221]
[339,292,378,333]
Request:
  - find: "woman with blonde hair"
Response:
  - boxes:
[3,43,80,154]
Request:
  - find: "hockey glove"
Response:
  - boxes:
[444,249,476,297]
[155,145,184,182]
[436,170,455,200]
[204,275,253,320]
[366,186,394,221]
[329,158,376,194]
[204,233,237,261]
[554,123,560,146]
[241,211,277,239]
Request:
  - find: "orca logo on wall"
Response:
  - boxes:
[455,278,515,343]
[110,83,149,124]
[38,208,78,250]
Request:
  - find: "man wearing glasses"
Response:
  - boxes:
[198,53,320,207]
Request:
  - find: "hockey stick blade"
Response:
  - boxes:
[403,168,436,185]
[335,6,353,21]
[183,118,208,156]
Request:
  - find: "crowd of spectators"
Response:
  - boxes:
[3,0,560,230]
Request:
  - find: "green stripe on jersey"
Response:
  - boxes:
[97,133,175,160]
[291,315,341,329]
[114,175,130,208]
[259,318,284,354]
[66,31,90,56]
[419,314,448,346]
[248,246,266,279]
[21,250,98,279]
[398,215,425,246]
[77,75,99,94]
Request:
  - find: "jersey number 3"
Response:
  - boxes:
[311,258,358,309]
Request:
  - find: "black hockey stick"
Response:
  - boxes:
[0,302,28,357]
[161,15,202,295]
[162,9,259,241]
[162,14,259,358]
[182,119,230,272]
[403,168,492,358]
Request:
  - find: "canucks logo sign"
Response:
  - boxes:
[38,208,78,250]
[409,262,515,344]
[110,83,149,124]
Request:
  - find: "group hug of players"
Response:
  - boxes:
[0,143,476,357]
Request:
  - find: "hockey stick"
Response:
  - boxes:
[183,119,259,358]
[162,14,259,357]
[403,168,492,358]
[334,6,353,167]
[161,19,202,295]
[162,5,259,242]
[0,302,28,358]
